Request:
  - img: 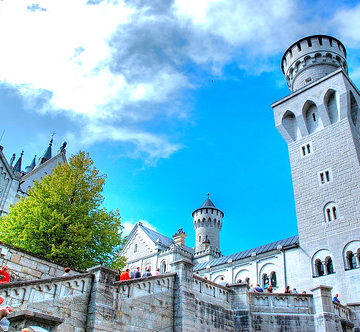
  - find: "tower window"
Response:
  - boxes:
[312,113,316,122]
[134,244,137,253]
[319,169,332,185]
[324,202,339,222]
[300,142,312,157]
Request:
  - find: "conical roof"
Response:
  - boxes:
[25,155,36,173]
[201,197,216,208]
[12,151,24,174]
[39,139,53,164]
[192,194,224,217]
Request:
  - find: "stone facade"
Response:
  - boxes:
[0,256,356,331]
[0,140,66,216]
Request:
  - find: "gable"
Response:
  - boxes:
[122,226,158,262]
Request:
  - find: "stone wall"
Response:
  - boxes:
[0,258,357,331]
[1,273,94,331]
[0,242,77,281]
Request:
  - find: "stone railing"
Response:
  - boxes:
[114,273,176,298]
[0,273,94,308]
[192,275,231,305]
[333,302,352,320]
[249,292,313,314]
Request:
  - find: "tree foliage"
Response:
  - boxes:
[0,152,123,270]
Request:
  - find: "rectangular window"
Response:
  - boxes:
[300,142,312,157]
[318,169,332,185]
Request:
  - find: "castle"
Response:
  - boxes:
[0,35,359,331]
[0,139,67,216]
[121,34,360,306]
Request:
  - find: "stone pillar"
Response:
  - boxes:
[228,283,251,331]
[346,303,360,331]
[86,265,118,332]
[170,259,195,332]
[311,285,342,332]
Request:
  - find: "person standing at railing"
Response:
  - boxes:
[333,293,340,304]
[0,266,9,284]
[267,285,273,293]
[120,269,131,281]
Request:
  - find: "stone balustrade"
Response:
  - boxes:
[114,272,176,298]
[193,274,231,305]
[333,302,351,320]
[0,273,94,308]
[249,292,313,314]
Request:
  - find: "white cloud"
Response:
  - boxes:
[122,219,157,237]
[2,0,358,163]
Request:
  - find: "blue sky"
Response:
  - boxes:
[1,0,360,255]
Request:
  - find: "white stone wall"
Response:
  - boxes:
[273,63,360,304]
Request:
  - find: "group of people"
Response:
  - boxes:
[116,267,162,281]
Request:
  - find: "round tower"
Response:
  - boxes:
[282,35,347,92]
[192,195,224,256]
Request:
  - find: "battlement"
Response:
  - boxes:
[282,35,347,92]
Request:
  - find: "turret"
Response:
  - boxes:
[282,35,347,92]
[192,195,224,261]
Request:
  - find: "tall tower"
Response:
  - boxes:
[192,195,224,263]
[272,35,360,302]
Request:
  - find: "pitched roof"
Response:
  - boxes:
[194,235,299,271]
[39,139,53,165]
[12,151,24,173]
[201,197,215,208]
[138,223,194,254]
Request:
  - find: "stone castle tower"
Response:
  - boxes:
[192,195,224,263]
[272,35,360,297]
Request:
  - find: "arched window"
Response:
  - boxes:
[262,273,269,288]
[160,261,167,273]
[325,257,334,274]
[282,111,299,141]
[315,259,324,276]
[324,89,339,124]
[303,101,323,134]
[324,202,339,222]
[346,251,357,270]
[350,91,359,129]
[270,271,277,287]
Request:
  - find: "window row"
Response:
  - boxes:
[282,90,360,142]
[312,242,360,277]
[194,219,221,228]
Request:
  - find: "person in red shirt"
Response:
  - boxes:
[0,266,9,284]
[119,269,131,281]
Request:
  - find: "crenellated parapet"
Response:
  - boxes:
[282,35,347,92]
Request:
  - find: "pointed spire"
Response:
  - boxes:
[39,138,53,165]
[13,151,24,174]
[25,155,37,173]
[9,153,16,166]
[201,193,216,208]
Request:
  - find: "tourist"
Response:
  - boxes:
[120,269,131,281]
[132,267,141,279]
[254,284,263,293]
[248,284,255,292]
[267,285,273,293]
[142,268,152,278]
[62,267,71,277]
[115,269,121,281]
[302,291,307,294]
[155,268,161,276]
[219,277,228,287]
[284,286,291,294]
[333,293,340,304]
[0,266,9,284]
[292,288,298,294]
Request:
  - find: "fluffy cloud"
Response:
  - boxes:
[0,0,356,163]
[122,219,157,237]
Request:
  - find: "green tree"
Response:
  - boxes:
[0,151,123,270]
